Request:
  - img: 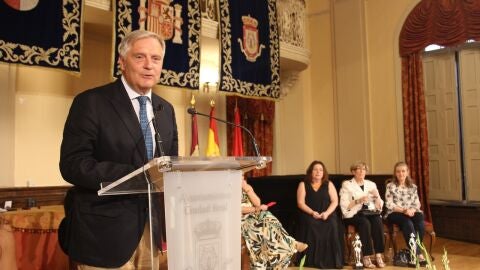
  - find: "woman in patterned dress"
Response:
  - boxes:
[241,178,308,269]
[385,161,426,265]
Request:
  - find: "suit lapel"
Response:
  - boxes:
[107,80,146,163]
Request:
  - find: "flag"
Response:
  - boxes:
[205,106,220,157]
[190,113,199,156]
[232,106,244,156]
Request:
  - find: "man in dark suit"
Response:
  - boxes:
[58,30,178,269]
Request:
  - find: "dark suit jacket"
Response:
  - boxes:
[58,80,178,267]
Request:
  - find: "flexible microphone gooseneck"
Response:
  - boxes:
[152,104,165,157]
[187,107,261,157]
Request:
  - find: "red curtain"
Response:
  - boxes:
[226,96,274,176]
[401,53,431,222]
[400,0,480,57]
[400,0,480,222]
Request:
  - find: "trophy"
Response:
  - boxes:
[352,234,363,269]
[408,233,417,265]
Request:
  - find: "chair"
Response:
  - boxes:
[383,179,436,258]
[345,224,390,265]
[345,224,357,264]
[385,220,436,258]
[241,237,250,270]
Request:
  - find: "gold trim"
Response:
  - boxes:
[0,0,82,73]
[219,0,280,99]
[114,0,200,89]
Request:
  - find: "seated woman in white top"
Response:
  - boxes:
[339,161,385,268]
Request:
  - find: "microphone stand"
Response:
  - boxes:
[152,107,172,172]
[152,118,165,157]
[139,115,156,267]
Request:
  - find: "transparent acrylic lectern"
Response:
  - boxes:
[97,156,271,270]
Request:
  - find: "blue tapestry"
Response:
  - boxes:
[114,0,200,90]
[219,0,280,99]
[0,0,82,73]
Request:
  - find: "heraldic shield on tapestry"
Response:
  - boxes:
[114,0,200,89]
[0,0,82,73]
[219,0,280,99]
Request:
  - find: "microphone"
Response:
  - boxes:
[187,107,261,157]
[152,104,165,157]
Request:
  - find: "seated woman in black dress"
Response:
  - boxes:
[295,160,344,269]
[339,161,385,268]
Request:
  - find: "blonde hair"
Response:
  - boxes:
[350,161,369,172]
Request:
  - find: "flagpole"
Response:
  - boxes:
[189,94,199,156]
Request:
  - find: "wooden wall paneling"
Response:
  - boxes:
[0,186,70,209]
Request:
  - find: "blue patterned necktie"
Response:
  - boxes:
[138,96,153,160]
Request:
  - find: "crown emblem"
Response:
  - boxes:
[194,219,221,239]
[138,0,184,44]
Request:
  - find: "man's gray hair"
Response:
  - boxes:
[118,30,166,57]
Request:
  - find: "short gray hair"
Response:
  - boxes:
[118,30,166,57]
[350,161,369,172]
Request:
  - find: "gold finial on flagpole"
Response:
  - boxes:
[190,93,196,108]
[210,98,215,107]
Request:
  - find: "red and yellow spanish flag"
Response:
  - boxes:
[205,106,220,157]
[232,105,244,156]
[190,112,199,156]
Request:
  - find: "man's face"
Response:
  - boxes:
[118,37,164,95]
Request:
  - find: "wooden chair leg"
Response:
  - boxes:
[388,221,436,261]
[241,237,250,270]
[430,231,436,255]
[345,225,357,265]
[346,232,353,264]
[391,224,399,254]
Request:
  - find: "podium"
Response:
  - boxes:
[97,156,271,270]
